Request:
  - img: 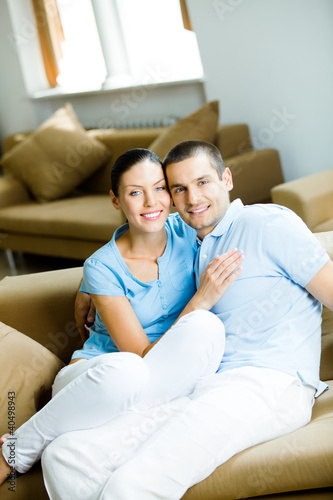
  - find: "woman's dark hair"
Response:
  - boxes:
[111,148,163,197]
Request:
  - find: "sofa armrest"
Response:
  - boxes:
[271,169,333,231]
[215,124,253,160]
[0,175,31,208]
[0,267,84,364]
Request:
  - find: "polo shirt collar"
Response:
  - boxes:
[197,198,244,244]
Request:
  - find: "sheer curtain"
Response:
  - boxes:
[31,0,64,87]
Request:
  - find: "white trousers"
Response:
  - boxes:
[42,366,315,500]
[2,310,225,474]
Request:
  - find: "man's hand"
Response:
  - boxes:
[74,283,96,343]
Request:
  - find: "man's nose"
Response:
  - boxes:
[187,187,199,205]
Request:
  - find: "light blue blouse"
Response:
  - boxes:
[72,213,197,360]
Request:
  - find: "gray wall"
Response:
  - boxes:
[188,0,333,181]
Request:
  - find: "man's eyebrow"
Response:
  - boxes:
[170,175,213,189]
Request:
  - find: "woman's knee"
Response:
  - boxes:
[89,352,150,396]
[182,310,225,349]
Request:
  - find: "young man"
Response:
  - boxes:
[43,141,333,500]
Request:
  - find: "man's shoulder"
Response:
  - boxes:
[240,203,300,226]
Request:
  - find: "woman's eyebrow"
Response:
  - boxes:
[124,178,166,188]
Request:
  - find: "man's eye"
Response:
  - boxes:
[174,187,185,193]
[198,180,208,186]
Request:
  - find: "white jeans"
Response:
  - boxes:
[42,366,315,500]
[2,310,225,473]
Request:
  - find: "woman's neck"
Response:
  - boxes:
[117,227,168,262]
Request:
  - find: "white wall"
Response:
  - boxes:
[188,0,333,181]
[0,1,38,143]
[0,0,205,152]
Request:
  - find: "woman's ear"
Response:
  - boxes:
[110,190,121,210]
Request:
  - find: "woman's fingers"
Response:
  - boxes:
[206,249,244,282]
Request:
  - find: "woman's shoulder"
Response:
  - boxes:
[85,223,128,267]
[166,213,197,243]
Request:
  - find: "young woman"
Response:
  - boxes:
[0,149,243,484]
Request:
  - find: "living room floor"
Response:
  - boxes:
[0,249,83,280]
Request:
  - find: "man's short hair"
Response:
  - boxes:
[163,140,226,180]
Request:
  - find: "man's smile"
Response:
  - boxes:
[188,205,210,215]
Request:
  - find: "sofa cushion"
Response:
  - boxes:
[148,100,219,160]
[0,195,126,242]
[0,322,64,437]
[0,104,110,203]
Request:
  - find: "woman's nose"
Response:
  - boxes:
[144,191,156,207]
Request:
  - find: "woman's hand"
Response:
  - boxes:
[191,249,244,311]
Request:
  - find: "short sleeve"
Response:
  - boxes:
[81,258,125,296]
[261,206,330,287]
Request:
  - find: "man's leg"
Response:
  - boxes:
[42,398,189,500]
[98,367,315,500]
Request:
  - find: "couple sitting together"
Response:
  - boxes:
[1,139,333,499]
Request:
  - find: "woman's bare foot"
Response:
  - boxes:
[0,435,11,486]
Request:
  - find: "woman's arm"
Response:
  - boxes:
[142,249,244,356]
[90,294,151,356]
[79,249,243,358]
[180,248,244,318]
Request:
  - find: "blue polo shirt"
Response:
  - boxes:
[72,213,197,360]
[195,199,330,396]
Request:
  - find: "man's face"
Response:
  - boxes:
[165,154,233,240]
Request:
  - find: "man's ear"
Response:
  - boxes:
[223,168,233,192]
[110,190,122,210]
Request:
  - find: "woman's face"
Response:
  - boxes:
[111,160,171,234]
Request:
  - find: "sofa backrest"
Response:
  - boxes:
[2,124,254,198]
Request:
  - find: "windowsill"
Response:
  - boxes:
[30,77,205,101]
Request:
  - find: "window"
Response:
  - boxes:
[56,0,107,91]
[10,0,203,95]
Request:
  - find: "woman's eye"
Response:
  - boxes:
[130,190,141,196]
[156,186,166,191]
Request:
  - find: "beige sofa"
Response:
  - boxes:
[0,101,283,264]
[271,168,333,233]
[0,232,332,500]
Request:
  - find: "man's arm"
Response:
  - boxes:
[305,260,333,311]
[74,278,96,342]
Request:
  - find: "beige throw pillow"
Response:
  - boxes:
[0,322,64,435]
[149,100,219,160]
[0,104,110,202]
